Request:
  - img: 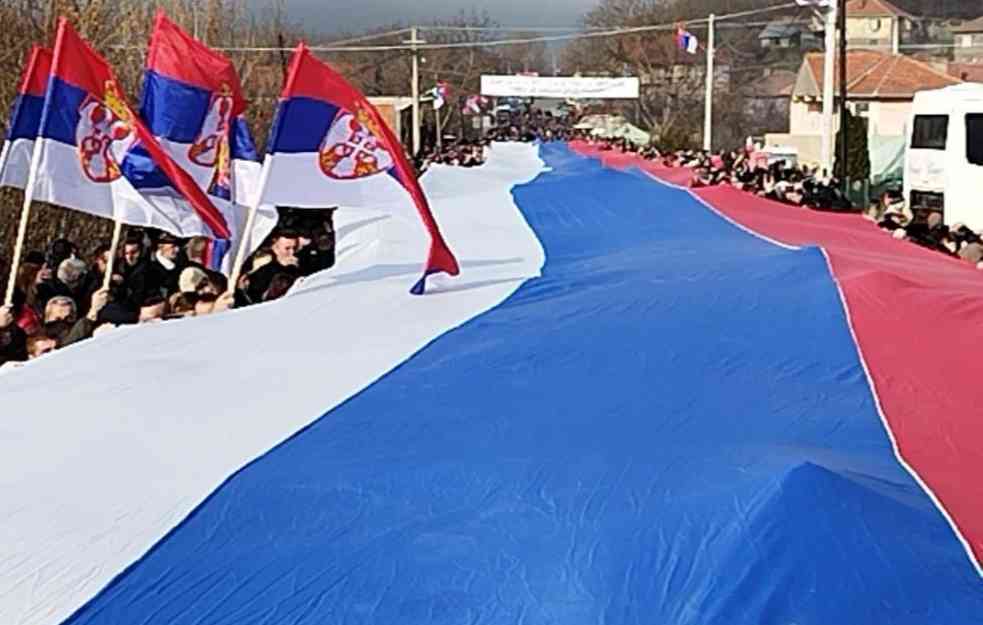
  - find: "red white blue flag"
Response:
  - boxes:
[261,43,459,294]
[430,81,450,110]
[138,12,277,271]
[31,19,231,242]
[0,45,52,189]
[676,26,699,55]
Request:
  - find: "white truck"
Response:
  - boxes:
[905,83,983,229]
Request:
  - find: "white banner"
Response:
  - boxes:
[480,75,639,99]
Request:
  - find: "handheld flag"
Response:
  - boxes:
[261,43,459,294]
[429,82,450,111]
[463,95,487,115]
[140,11,277,271]
[676,26,699,55]
[31,19,230,242]
[0,46,52,189]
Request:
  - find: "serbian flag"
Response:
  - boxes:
[261,43,459,294]
[0,46,52,189]
[430,81,450,110]
[138,12,277,271]
[676,26,699,55]
[31,19,230,244]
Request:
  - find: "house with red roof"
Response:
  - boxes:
[765,49,961,164]
[845,0,915,53]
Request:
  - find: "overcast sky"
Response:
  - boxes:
[253,0,599,34]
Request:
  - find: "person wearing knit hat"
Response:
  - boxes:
[178,267,209,295]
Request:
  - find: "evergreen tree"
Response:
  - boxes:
[834,108,870,181]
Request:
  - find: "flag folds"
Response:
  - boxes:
[261,43,459,293]
[139,11,277,270]
[32,19,231,241]
[0,46,52,189]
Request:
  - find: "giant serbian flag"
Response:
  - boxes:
[32,19,230,240]
[262,43,459,293]
[138,12,277,270]
[0,46,52,189]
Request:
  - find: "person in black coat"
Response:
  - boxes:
[244,230,302,304]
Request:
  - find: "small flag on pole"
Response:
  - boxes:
[676,26,699,55]
[429,82,450,110]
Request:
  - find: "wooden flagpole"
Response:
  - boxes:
[228,159,271,293]
[3,138,44,307]
[101,217,123,292]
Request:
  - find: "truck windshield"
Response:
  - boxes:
[911,115,948,150]
[967,114,983,166]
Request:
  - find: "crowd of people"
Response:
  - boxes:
[5,112,981,368]
[585,134,983,267]
[587,136,854,211]
[869,190,983,267]
[414,109,577,171]
[0,208,336,368]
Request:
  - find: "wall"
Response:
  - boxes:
[865,100,911,136]
[954,33,983,63]
[764,132,824,165]
[846,16,895,49]
[790,99,826,135]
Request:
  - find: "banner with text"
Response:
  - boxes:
[480,75,639,99]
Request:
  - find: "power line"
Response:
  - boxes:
[110,2,804,54]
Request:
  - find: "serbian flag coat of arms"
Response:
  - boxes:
[0,46,52,189]
[261,43,459,294]
[137,12,277,270]
[30,19,231,243]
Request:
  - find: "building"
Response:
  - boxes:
[952,16,983,63]
[845,0,915,53]
[742,70,798,134]
[758,18,822,51]
[766,49,961,164]
[366,97,414,145]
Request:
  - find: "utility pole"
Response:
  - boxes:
[404,28,424,157]
[703,13,715,152]
[820,2,837,175]
[838,0,848,186]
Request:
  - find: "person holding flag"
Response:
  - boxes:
[4,20,237,307]
[235,43,458,295]
[134,11,277,273]
[6,18,233,308]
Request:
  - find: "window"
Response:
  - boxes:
[911,115,949,150]
[967,114,983,166]
[963,35,974,48]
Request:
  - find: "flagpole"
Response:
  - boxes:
[102,217,123,292]
[703,13,715,152]
[3,137,44,307]
[407,27,423,157]
[436,105,443,152]
[228,158,271,293]
[821,1,837,175]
